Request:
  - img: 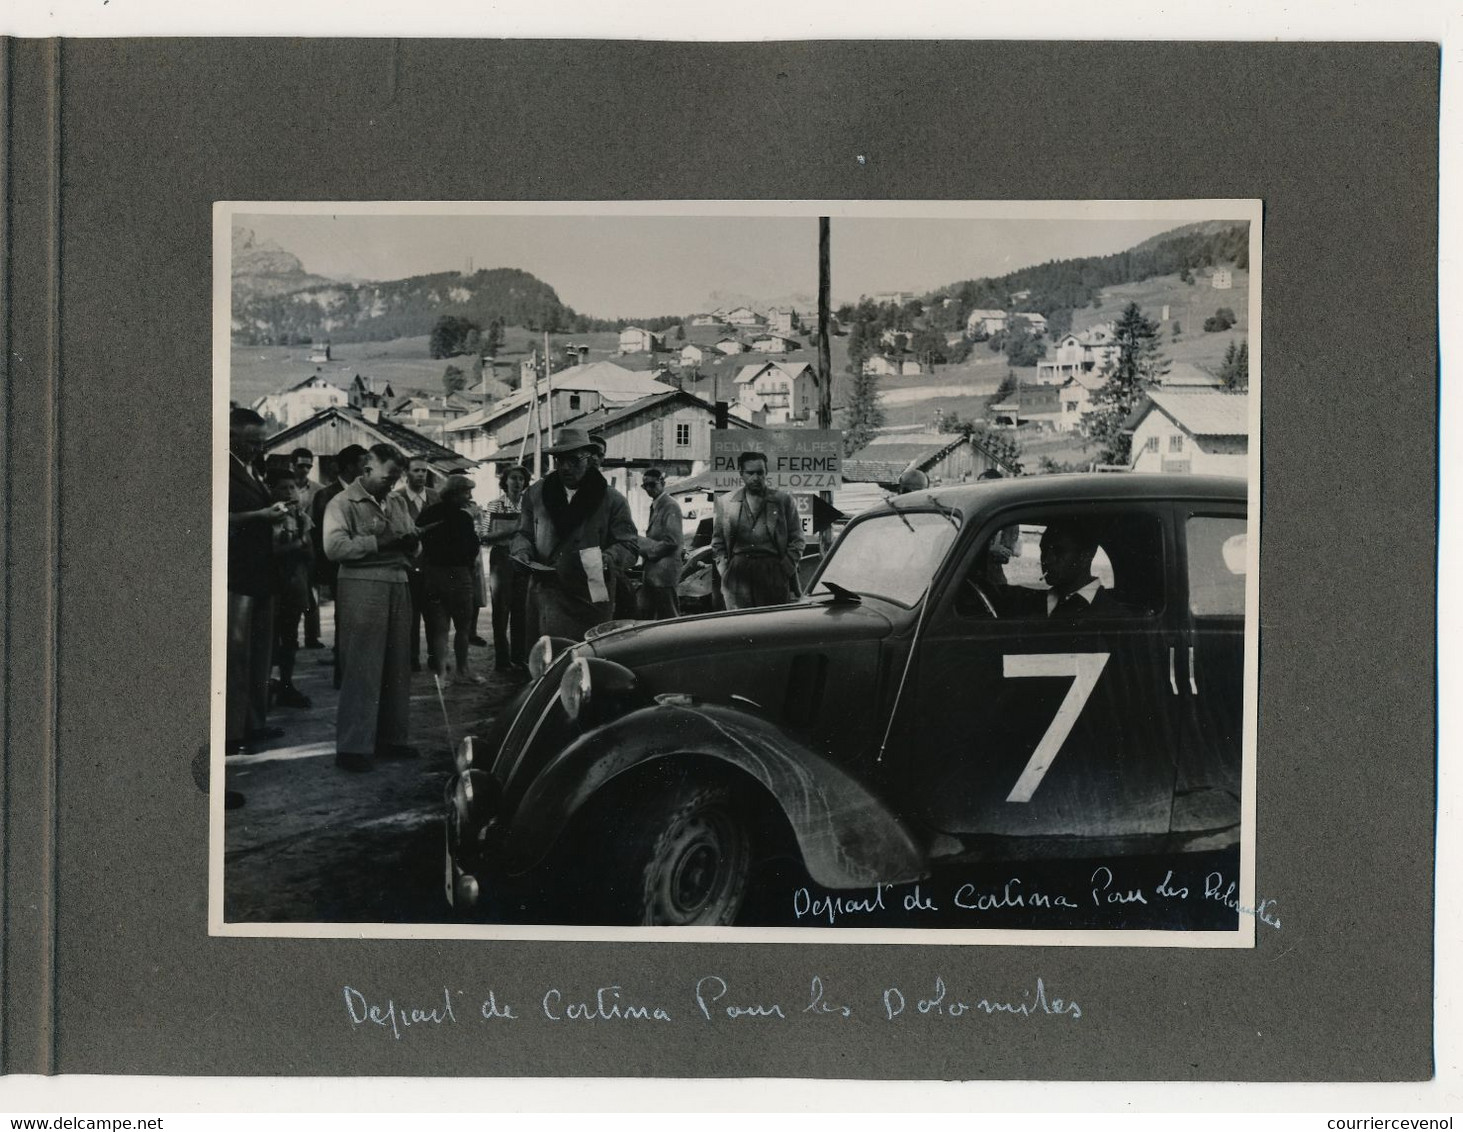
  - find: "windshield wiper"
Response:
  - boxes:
[886,493,961,530]
[885,495,916,533]
[815,580,862,604]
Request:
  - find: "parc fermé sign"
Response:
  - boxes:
[710,429,843,493]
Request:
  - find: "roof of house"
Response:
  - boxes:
[263,405,475,469]
[574,388,756,434]
[1159,361,1225,388]
[472,362,670,428]
[843,430,1017,482]
[734,360,816,385]
[1062,370,1108,392]
[966,308,1007,321]
[268,373,346,396]
[1125,389,1250,437]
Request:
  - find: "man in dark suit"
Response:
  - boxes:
[395,456,441,671]
[1034,518,1133,620]
[226,407,289,753]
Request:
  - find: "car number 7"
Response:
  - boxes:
[1002,652,1110,803]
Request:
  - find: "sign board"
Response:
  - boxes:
[710,429,843,492]
[793,494,815,537]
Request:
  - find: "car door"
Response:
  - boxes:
[893,502,1182,840]
[1168,505,1247,833]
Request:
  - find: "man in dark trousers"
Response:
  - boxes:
[511,427,640,642]
[396,456,441,671]
[323,443,419,772]
[291,447,324,648]
[226,407,288,754]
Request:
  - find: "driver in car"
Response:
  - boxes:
[1026,518,1130,620]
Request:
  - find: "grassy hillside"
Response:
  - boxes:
[1071,269,1251,375]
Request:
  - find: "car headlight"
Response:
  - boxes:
[453,736,474,773]
[528,635,578,681]
[560,657,593,721]
[558,656,640,726]
[528,636,555,680]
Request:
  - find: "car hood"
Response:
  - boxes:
[585,599,897,667]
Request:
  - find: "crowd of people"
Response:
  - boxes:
[228,416,815,778]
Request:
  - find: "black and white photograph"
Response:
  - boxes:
[212,200,1261,943]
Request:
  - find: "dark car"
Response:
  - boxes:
[445,473,1249,926]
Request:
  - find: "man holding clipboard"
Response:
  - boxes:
[511,428,640,642]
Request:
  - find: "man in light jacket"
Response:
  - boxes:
[511,427,640,641]
[323,443,420,772]
[636,467,685,620]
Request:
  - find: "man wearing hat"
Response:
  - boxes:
[511,427,640,641]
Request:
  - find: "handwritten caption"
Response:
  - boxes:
[342,975,1080,1039]
[788,869,1281,929]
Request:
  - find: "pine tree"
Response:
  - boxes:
[841,369,886,457]
[1220,340,1249,390]
[1087,302,1168,465]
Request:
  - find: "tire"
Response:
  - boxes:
[593,777,753,926]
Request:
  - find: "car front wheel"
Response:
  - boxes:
[586,778,751,927]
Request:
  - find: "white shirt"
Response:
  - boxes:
[1047,577,1104,617]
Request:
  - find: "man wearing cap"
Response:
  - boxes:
[511,427,640,641]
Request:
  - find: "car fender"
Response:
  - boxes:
[501,702,926,890]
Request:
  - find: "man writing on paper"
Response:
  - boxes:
[511,427,640,642]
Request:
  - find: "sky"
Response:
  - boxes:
[235,211,1197,319]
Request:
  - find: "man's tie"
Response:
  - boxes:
[1052,592,1090,620]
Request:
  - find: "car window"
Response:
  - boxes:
[1187,514,1247,617]
[956,510,1163,620]
[816,509,960,607]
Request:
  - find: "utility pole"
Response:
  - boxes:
[817,216,833,430]
[817,217,835,552]
[544,329,555,442]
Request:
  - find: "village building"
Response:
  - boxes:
[1036,322,1118,384]
[749,333,799,354]
[965,308,1008,336]
[441,360,670,474]
[1058,370,1107,433]
[733,361,818,426]
[1125,389,1249,476]
[575,389,755,530]
[263,404,476,485]
[251,373,349,431]
[1211,268,1234,290]
[1012,311,1047,336]
[617,326,662,354]
[837,429,1018,515]
[680,343,706,366]
[870,291,914,307]
[689,312,724,327]
[712,336,748,356]
[384,391,478,440]
[308,341,332,363]
[348,374,395,411]
[767,307,800,336]
[863,352,922,376]
[723,306,764,328]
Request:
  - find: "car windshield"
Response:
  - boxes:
[815,508,960,607]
